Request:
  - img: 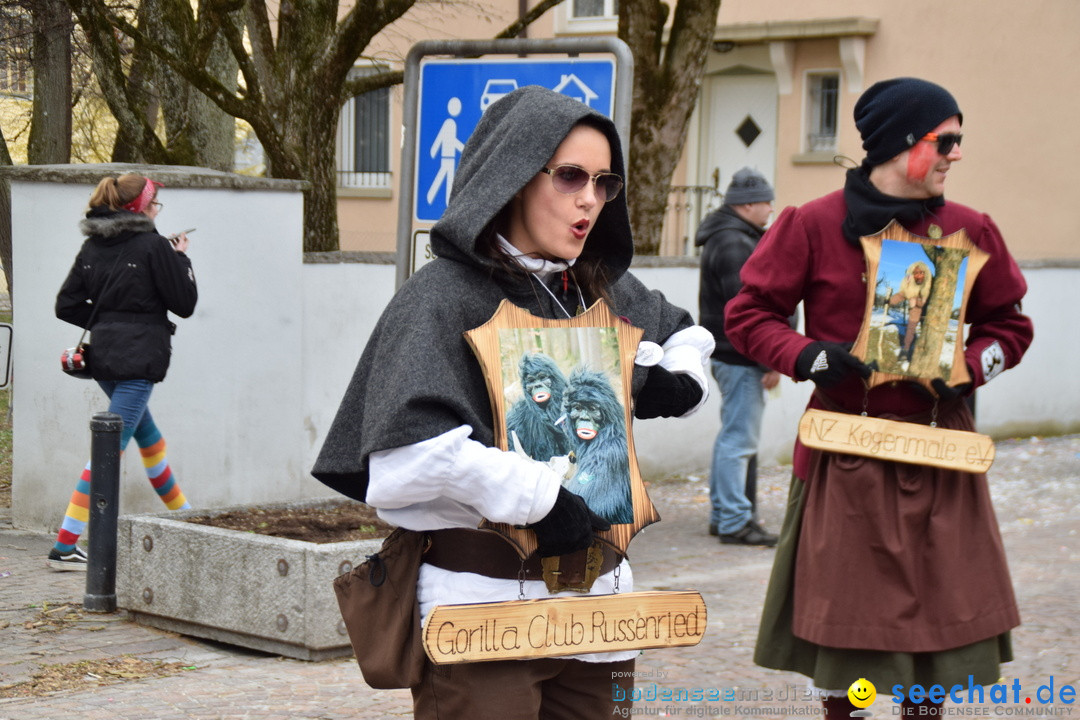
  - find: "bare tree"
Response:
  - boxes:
[67,0,566,252]
[619,0,721,254]
[26,0,73,164]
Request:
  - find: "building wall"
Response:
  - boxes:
[708,0,1080,263]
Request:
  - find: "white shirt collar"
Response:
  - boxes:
[495,234,576,280]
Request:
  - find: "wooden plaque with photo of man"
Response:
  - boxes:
[852,219,990,391]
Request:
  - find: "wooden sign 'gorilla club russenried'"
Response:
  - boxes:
[419,300,706,665]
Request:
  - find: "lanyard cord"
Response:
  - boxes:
[530,271,585,319]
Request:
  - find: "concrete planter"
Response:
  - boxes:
[117,499,384,661]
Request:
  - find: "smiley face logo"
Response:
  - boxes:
[847,678,877,708]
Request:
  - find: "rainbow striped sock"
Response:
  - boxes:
[134,421,190,511]
[53,461,92,553]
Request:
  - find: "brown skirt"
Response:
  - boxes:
[754,402,1017,690]
[791,402,1018,651]
[754,477,1013,691]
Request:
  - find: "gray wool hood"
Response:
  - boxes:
[430,85,634,282]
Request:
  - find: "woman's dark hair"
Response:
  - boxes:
[474,210,612,308]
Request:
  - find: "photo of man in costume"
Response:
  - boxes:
[561,366,633,525]
[724,77,1033,718]
[506,351,573,462]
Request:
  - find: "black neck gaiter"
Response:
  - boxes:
[841,164,945,246]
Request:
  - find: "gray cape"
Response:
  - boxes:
[312,86,692,502]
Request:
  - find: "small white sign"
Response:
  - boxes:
[412,229,436,276]
[0,323,11,389]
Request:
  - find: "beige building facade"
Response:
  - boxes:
[336,0,1079,264]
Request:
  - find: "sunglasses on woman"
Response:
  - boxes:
[921,132,962,156]
[540,165,624,203]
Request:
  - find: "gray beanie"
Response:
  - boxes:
[724,167,774,205]
[855,77,962,166]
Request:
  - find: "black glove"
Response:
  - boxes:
[634,365,704,419]
[528,487,611,558]
[795,341,872,388]
[931,377,972,401]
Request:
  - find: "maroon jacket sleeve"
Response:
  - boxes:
[724,206,815,378]
[962,214,1033,387]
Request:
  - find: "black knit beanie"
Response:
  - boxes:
[854,78,962,166]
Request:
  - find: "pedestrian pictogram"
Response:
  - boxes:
[414,58,616,222]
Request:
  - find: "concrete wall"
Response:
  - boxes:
[7,165,1076,531]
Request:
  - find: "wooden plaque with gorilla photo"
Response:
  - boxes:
[852,220,990,391]
[464,299,659,559]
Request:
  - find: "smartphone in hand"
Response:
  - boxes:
[170,228,196,247]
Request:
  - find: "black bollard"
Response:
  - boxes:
[84,411,123,613]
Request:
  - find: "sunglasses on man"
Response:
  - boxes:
[921,132,963,156]
[540,165,624,203]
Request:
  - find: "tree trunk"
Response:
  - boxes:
[911,247,963,378]
[152,0,236,170]
[619,0,722,255]
[110,0,160,162]
[27,0,73,165]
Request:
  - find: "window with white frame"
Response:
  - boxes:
[806,72,839,153]
[572,0,617,18]
[556,0,618,33]
[337,70,391,190]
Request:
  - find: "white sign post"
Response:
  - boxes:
[0,323,11,389]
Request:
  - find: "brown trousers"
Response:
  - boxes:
[411,656,635,719]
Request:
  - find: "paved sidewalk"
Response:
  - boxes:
[1,434,1077,719]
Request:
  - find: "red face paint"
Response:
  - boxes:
[905,141,936,184]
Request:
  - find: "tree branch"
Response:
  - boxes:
[496,0,566,38]
[65,0,169,162]
[101,2,254,122]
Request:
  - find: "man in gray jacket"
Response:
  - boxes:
[696,167,779,546]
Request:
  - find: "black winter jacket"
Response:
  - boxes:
[56,207,197,382]
[695,205,765,365]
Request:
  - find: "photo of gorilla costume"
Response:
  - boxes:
[506,351,573,462]
[562,367,633,525]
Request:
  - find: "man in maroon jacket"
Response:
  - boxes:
[725,78,1033,718]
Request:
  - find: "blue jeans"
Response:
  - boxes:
[708,360,766,534]
[96,379,155,450]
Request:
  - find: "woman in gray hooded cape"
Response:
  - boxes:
[313,85,713,719]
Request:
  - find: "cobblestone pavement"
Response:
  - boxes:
[1,434,1077,719]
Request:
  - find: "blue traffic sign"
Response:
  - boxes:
[414,58,616,223]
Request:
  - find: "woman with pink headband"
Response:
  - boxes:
[50,173,199,570]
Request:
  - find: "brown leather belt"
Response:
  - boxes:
[424,528,621,584]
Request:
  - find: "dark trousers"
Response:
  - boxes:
[412,656,635,719]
